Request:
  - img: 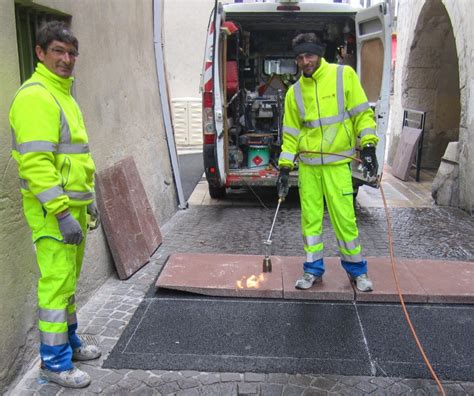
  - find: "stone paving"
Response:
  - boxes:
[8,188,474,395]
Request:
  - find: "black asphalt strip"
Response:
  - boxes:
[103,293,474,381]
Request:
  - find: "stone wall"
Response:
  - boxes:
[0,0,177,390]
[390,0,474,213]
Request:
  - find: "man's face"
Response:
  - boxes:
[35,40,78,78]
[296,53,321,77]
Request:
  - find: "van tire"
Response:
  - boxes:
[209,185,226,199]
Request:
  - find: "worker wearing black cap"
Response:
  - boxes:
[277,33,378,292]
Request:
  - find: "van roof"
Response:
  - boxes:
[223,1,361,14]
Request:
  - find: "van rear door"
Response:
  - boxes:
[212,2,226,187]
[354,1,392,186]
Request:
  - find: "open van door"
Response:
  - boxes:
[212,2,227,189]
[354,1,392,187]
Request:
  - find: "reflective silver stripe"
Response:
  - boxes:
[279,151,295,162]
[306,251,323,262]
[20,180,92,202]
[283,126,300,137]
[57,143,90,154]
[46,92,72,145]
[11,127,18,151]
[15,81,72,145]
[303,66,346,129]
[303,234,322,246]
[17,141,57,154]
[337,238,360,251]
[39,308,67,323]
[337,66,345,117]
[20,82,43,90]
[341,252,363,263]
[36,185,65,204]
[303,112,349,128]
[60,112,71,143]
[10,83,46,151]
[67,312,77,326]
[65,190,94,201]
[348,102,370,118]
[293,82,305,120]
[40,331,69,346]
[358,128,376,138]
[299,148,355,165]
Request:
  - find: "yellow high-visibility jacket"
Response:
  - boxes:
[278,58,379,169]
[10,63,96,215]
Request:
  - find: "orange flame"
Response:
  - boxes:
[236,273,265,289]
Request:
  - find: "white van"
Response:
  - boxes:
[201,0,391,198]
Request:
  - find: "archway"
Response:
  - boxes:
[401,0,460,170]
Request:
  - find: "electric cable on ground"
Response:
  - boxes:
[294,150,446,395]
[241,176,270,209]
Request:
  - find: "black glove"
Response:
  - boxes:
[361,144,378,179]
[276,167,290,200]
[87,200,100,230]
[57,212,83,245]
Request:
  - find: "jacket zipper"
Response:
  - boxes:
[314,80,324,165]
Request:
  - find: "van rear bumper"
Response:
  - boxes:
[226,169,297,188]
[203,143,221,186]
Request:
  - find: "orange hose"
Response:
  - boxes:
[379,183,445,395]
[296,151,445,395]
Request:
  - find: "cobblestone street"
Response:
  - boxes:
[9,186,474,395]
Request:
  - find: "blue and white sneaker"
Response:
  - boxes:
[295,272,322,289]
[39,366,90,388]
[351,273,373,292]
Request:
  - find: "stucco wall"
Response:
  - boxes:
[163,0,215,100]
[0,0,177,390]
[390,0,474,213]
[0,1,40,389]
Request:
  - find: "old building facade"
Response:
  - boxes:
[0,0,177,389]
[389,0,473,213]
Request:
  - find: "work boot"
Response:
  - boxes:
[39,366,91,388]
[351,273,373,292]
[72,335,101,361]
[295,272,322,290]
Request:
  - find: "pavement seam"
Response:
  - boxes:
[121,299,152,353]
[352,301,377,376]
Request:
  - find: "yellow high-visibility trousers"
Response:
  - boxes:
[298,162,367,277]
[23,196,87,371]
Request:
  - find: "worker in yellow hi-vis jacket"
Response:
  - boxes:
[9,21,100,389]
[277,33,379,292]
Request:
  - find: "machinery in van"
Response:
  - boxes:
[201,0,391,198]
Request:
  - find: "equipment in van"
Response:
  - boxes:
[201,0,391,199]
[200,3,446,393]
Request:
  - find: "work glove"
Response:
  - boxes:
[57,212,83,245]
[276,167,290,200]
[87,200,100,230]
[361,144,378,179]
